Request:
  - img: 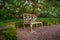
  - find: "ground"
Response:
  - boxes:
[17,25,60,40]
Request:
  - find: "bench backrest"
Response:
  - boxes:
[23,13,37,24]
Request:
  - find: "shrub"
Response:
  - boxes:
[1,27,17,40]
[16,19,23,28]
[0,22,5,27]
[38,18,60,26]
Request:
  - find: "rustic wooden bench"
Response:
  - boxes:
[23,13,43,32]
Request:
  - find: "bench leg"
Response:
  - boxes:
[30,23,33,32]
[23,24,25,29]
[42,23,43,26]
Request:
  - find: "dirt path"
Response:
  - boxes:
[17,25,60,40]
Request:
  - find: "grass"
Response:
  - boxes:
[0,18,60,27]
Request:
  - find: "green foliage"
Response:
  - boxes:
[0,0,60,20]
[40,6,60,18]
[38,18,60,26]
[15,18,60,28]
[0,22,5,27]
[0,21,17,40]
[16,19,23,28]
[1,27,17,40]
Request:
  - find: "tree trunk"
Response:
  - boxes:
[31,0,38,14]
